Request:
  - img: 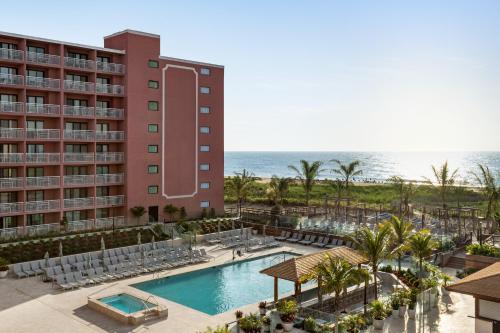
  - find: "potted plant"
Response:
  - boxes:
[408,289,418,319]
[276,299,297,332]
[303,317,317,333]
[390,293,400,317]
[398,290,409,318]
[441,273,452,295]
[238,313,262,333]
[274,323,284,333]
[259,301,267,316]
[262,316,271,333]
[0,257,9,278]
[202,326,231,333]
[370,299,387,330]
[340,313,366,333]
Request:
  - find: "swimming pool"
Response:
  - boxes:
[99,294,155,314]
[131,252,299,315]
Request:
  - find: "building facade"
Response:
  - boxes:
[0,30,224,231]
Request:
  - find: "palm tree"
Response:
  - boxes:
[402,182,415,218]
[388,176,405,217]
[350,224,391,299]
[163,204,179,222]
[328,179,345,217]
[304,256,368,333]
[225,169,256,216]
[267,176,291,206]
[288,160,323,210]
[331,160,363,194]
[408,229,437,279]
[425,161,459,209]
[130,206,146,225]
[471,164,499,225]
[383,215,414,272]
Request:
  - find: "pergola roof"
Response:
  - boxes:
[260,246,368,283]
[447,262,500,301]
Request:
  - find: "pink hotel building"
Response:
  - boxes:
[0,30,224,231]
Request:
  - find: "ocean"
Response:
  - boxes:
[224,151,500,183]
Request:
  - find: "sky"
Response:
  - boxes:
[3,1,500,151]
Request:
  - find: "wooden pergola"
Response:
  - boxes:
[260,247,369,303]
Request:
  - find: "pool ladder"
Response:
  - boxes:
[141,295,162,319]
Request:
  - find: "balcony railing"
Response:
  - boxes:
[95,216,125,229]
[63,174,95,185]
[96,61,125,74]
[25,76,60,89]
[25,153,60,164]
[0,73,23,86]
[95,131,124,141]
[95,173,124,185]
[63,130,94,141]
[64,80,95,92]
[0,128,24,139]
[0,101,24,114]
[63,105,94,117]
[0,177,24,189]
[95,83,124,95]
[26,129,60,140]
[95,195,125,207]
[95,152,124,163]
[0,48,23,61]
[63,153,94,163]
[0,202,23,214]
[26,103,60,115]
[63,197,94,209]
[0,153,24,163]
[0,223,59,239]
[25,199,60,212]
[26,51,61,65]
[25,176,60,188]
[95,107,124,119]
[67,219,94,232]
[64,57,95,70]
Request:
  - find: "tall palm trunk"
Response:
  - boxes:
[372,265,378,300]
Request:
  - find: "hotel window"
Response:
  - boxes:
[200,106,210,114]
[0,67,17,75]
[96,123,109,132]
[27,96,43,104]
[148,60,159,68]
[96,100,109,109]
[67,52,87,60]
[148,101,159,111]
[148,145,158,153]
[26,69,44,78]
[26,120,43,130]
[200,164,210,171]
[148,124,158,133]
[67,99,88,107]
[148,165,158,174]
[1,119,17,128]
[200,87,210,94]
[200,201,210,208]
[27,144,44,153]
[97,56,110,63]
[27,167,43,177]
[27,190,44,201]
[200,145,210,152]
[27,46,44,54]
[148,80,159,89]
[200,68,211,75]
[65,122,88,130]
[96,166,109,174]
[97,77,110,85]
[0,168,17,178]
[148,185,159,194]
[200,182,210,189]
[96,186,109,197]
[66,74,87,82]
[0,43,17,50]
[200,126,210,134]
[96,144,108,152]
[27,214,43,226]
[0,94,17,102]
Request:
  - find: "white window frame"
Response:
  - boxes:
[200,68,210,75]
[200,182,210,189]
[200,86,210,94]
[200,126,210,134]
[200,201,210,208]
[200,145,210,152]
[199,164,210,171]
[200,106,210,114]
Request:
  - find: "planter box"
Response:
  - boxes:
[465,254,500,270]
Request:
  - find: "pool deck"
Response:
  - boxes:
[0,241,475,333]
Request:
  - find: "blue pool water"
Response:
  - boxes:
[99,294,155,314]
[131,252,299,315]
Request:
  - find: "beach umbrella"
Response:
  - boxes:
[151,235,156,250]
[232,219,235,230]
[100,236,106,250]
[137,232,141,245]
[58,241,63,258]
[44,251,50,266]
[86,253,91,268]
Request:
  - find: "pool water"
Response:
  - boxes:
[99,294,155,314]
[131,252,299,315]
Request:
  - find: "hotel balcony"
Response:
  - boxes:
[95,152,124,163]
[26,51,61,65]
[95,173,124,185]
[0,177,24,190]
[0,202,23,214]
[63,174,95,186]
[95,195,125,207]
[95,216,125,229]
[96,61,125,74]
[25,153,60,164]
[26,129,60,140]
[63,105,94,117]
[0,153,24,163]
[63,130,94,141]
[0,73,23,86]
[63,153,94,163]
[63,197,94,209]
[64,80,95,93]
[67,219,94,232]
[95,107,124,119]
[26,103,60,116]
[0,48,23,61]
[64,57,95,70]
[95,83,124,95]
[25,76,60,89]
[25,176,60,188]
[0,101,24,114]
[25,199,60,213]
[0,128,24,139]
[95,131,124,141]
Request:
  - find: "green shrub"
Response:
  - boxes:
[276,299,297,322]
[238,313,261,332]
[303,316,317,332]
[466,243,499,257]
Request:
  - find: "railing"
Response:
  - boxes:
[64,80,95,92]
[95,152,124,163]
[26,51,61,65]
[26,129,60,140]
[0,73,23,86]
[26,103,60,115]
[63,174,95,185]
[25,199,61,212]
[0,202,23,214]
[95,173,124,185]
[95,216,125,229]
[96,61,125,74]
[0,153,24,163]
[0,48,23,61]
[63,153,94,163]
[63,197,94,209]
[63,105,95,117]
[25,153,60,164]
[25,176,60,188]
[95,107,124,119]
[63,130,94,140]
[0,177,24,189]
[25,76,60,89]
[64,57,95,70]
[0,101,23,114]
[0,128,24,139]
[67,219,94,232]
[95,83,124,95]
[95,195,125,207]
[95,131,124,141]
[0,223,59,239]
